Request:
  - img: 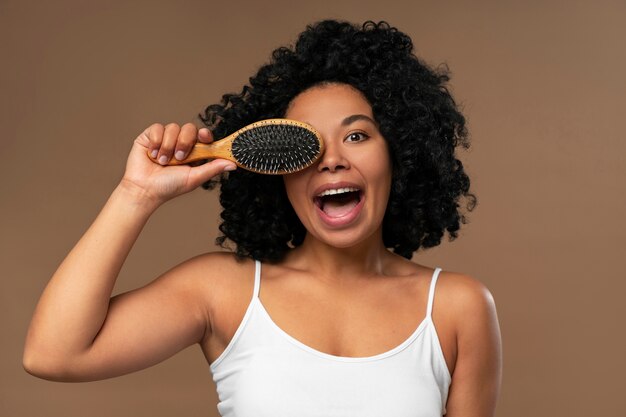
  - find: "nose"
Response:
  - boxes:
[317,138,350,172]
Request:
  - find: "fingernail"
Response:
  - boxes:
[158,155,168,165]
[223,164,237,172]
[151,150,158,158]
[175,150,185,160]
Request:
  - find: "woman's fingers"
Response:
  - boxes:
[142,123,216,165]
[187,159,236,189]
[145,123,205,165]
[145,123,165,158]
[156,123,182,165]
[197,127,214,144]
[173,123,199,162]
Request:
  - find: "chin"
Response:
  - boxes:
[307,227,382,250]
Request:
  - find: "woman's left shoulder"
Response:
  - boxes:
[434,269,503,413]
[435,269,499,327]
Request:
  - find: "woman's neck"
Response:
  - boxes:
[283,232,399,285]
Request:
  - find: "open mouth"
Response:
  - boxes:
[314,187,363,218]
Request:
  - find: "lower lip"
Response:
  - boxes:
[314,195,365,228]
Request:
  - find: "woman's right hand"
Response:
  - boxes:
[120,123,236,206]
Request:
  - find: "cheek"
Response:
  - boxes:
[367,161,393,211]
[375,145,393,194]
[355,151,393,192]
[283,172,309,211]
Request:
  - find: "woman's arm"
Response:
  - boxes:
[444,275,503,417]
[23,123,236,381]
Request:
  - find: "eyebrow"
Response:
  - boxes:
[341,114,378,127]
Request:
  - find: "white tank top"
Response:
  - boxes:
[210,261,451,417]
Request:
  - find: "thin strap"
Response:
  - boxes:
[426,267,443,318]
[252,260,261,299]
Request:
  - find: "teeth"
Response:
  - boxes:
[317,187,360,197]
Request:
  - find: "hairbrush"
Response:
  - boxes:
[148,118,324,175]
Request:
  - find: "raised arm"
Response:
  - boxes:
[23,123,236,381]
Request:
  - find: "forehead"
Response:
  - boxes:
[285,83,373,120]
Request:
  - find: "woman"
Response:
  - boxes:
[24,20,502,416]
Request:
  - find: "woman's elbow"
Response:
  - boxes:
[22,347,79,382]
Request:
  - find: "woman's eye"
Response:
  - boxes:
[345,132,369,142]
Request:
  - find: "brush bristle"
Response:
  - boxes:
[232,124,321,174]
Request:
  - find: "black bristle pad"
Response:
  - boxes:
[232,124,320,174]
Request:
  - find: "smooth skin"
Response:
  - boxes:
[24,84,502,416]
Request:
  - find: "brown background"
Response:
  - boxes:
[1,0,624,416]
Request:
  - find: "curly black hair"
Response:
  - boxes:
[200,19,476,262]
